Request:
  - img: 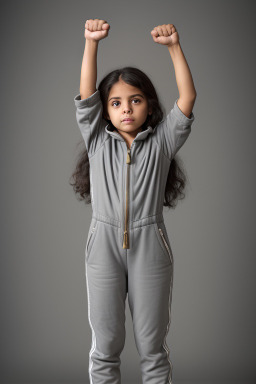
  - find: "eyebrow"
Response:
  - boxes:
[108,94,145,102]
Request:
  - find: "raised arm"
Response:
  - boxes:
[151,23,197,118]
[80,19,110,100]
[168,43,196,118]
[80,39,98,100]
[150,23,196,160]
[74,19,110,157]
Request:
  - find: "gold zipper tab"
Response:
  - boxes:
[126,150,131,164]
[123,147,131,249]
[123,230,129,248]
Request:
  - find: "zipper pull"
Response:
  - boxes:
[123,230,129,248]
[126,149,131,164]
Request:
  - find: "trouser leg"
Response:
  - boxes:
[128,221,174,384]
[85,220,127,384]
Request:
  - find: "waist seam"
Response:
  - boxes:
[92,211,164,229]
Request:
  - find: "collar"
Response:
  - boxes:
[105,123,154,142]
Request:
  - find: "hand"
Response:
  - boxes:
[84,19,110,41]
[151,24,179,47]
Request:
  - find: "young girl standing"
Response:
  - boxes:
[71,18,196,384]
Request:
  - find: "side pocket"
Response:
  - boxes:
[85,220,98,262]
[155,223,173,265]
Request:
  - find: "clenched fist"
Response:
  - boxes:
[84,19,110,41]
[151,24,179,47]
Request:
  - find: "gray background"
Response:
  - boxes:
[1,0,255,383]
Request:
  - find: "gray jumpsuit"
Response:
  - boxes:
[74,89,195,384]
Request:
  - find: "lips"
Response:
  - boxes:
[122,118,134,122]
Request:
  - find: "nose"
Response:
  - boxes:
[123,102,132,114]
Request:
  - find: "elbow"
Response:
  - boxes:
[180,92,197,102]
[191,91,197,100]
[189,88,197,100]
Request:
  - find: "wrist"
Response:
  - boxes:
[84,39,99,55]
[85,39,99,47]
[167,42,181,50]
[167,42,182,58]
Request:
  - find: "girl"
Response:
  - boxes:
[70,19,196,384]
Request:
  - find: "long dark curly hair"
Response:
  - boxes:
[69,66,189,209]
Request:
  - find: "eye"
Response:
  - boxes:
[111,98,142,107]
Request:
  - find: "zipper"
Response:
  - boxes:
[123,145,131,249]
[158,227,172,261]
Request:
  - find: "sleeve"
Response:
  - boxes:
[153,98,195,161]
[74,89,108,158]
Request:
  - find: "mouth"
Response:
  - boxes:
[122,118,134,122]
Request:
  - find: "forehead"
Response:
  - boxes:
[108,80,143,97]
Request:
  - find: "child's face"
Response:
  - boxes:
[105,79,152,135]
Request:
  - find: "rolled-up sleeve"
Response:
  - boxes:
[154,98,195,161]
[74,89,108,157]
